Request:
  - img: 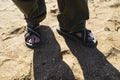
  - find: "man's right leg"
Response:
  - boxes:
[12,0,46,25]
[12,0,46,48]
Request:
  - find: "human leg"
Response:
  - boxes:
[57,0,89,32]
[12,0,46,25]
[12,0,46,48]
[57,0,97,47]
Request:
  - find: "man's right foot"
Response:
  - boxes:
[24,25,41,48]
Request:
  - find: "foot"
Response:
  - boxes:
[26,34,40,44]
[57,27,97,47]
[75,29,97,47]
[25,25,41,48]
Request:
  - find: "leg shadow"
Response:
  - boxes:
[33,26,75,80]
[63,36,120,80]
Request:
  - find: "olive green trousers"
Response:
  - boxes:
[12,0,89,32]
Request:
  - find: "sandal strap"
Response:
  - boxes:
[26,27,40,37]
[26,23,40,36]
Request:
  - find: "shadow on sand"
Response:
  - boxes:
[33,26,75,80]
[33,25,120,80]
[63,34,120,80]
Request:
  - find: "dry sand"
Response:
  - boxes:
[0,0,120,80]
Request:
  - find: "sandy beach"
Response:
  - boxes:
[0,0,120,80]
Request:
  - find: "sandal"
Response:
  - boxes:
[57,26,97,47]
[24,25,41,48]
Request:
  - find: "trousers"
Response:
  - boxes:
[12,0,89,32]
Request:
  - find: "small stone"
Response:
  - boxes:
[115,26,120,32]
[50,8,58,14]
[104,27,111,31]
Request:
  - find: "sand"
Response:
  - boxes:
[0,0,120,80]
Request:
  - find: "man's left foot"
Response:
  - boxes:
[75,29,97,47]
[57,27,97,47]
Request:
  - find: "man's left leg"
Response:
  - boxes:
[57,0,97,47]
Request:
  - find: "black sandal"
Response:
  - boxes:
[57,26,97,47]
[24,25,41,48]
